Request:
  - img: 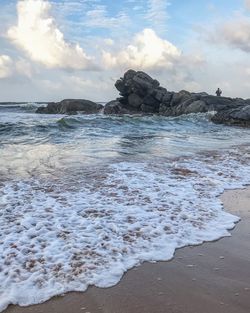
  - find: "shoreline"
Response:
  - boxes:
[5,187,250,313]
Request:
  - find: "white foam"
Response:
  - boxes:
[0,147,249,311]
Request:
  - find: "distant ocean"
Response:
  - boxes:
[0,103,250,311]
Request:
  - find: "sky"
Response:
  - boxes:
[0,0,250,101]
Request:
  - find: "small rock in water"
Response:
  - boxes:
[219,256,225,259]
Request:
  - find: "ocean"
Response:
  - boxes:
[0,102,250,311]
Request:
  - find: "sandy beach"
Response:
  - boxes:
[5,187,250,313]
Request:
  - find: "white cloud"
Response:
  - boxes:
[0,54,34,80]
[102,28,181,71]
[0,55,13,79]
[7,0,97,70]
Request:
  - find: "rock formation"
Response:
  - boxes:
[104,70,164,114]
[211,104,250,127]
[36,69,250,127]
[104,69,250,127]
[36,99,103,114]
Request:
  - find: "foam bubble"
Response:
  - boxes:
[0,147,249,311]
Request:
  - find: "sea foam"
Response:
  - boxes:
[0,146,249,311]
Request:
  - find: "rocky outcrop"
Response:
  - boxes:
[103,70,225,116]
[103,100,137,115]
[35,70,250,126]
[36,99,103,114]
[103,69,250,127]
[211,105,250,127]
[111,70,164,114]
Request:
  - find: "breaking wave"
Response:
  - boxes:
[0,105,250,311]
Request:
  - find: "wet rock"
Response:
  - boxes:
[211,105,250,127]
[128,93,144,108]
[141,103,158,113]
[104,100,130,114]
[104,69,167,115]
[170,90,193,107]
[201,95,236,111]
[36,99,103,114]
[143,94,161,109]
[36,103,58,114]
[185,100,207,114]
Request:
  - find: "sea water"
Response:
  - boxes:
[0,103,249,311]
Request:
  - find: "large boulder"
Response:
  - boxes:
[105,70,167,114]
[36,99,103,114]
[159,92,248,118]
[128,93,144,108]
[103,100,135,115]
[36,102,60,114]
[211,105,250,127]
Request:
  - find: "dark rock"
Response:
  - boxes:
[115,79,128,96]
[211,105,250,127]
[143,95,161,107]
[124,69,137,81]
[104,100,128,114]
[151,87,168,102]
[170,90,193,107]
[104,69,166,115]
[36,106,49,114]
[200,95,235,111]
[128,93,144,108]
[36,102,61,114]
[161,92,174,107]
[36,99,103,114]
[60,99,103,114]
[141,104,158,113]
[159,93,247,118]
[185,100,207,114]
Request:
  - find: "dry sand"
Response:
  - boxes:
[5,187,250,313]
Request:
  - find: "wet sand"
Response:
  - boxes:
[5,187,250,313]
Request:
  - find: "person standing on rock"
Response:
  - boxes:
[216,88,222,97]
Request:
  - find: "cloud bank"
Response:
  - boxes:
[102,28,181,71]
[8,0,96,70]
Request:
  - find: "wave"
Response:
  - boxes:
[20,102,46,110]
[0,146,249,311]
[0,102,47,113]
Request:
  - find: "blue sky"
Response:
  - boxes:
[0,0,250,101]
